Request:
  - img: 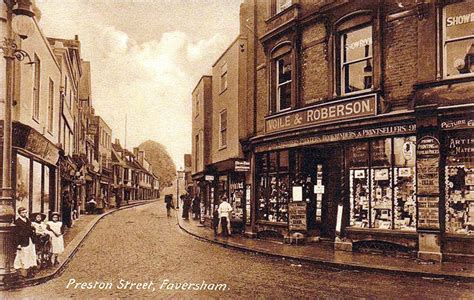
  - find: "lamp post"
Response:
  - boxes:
[176,167,184,209]
[0,0,35,282]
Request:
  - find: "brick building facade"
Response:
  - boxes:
[238,0,474,262]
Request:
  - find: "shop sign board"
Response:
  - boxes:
[204,175,214,181]
[88,123,98,135]
[265,94,377,134]
[256,124,416,153]
[289,202,307,231]
[418,196,440,230]
[235,160,250,172]
[440,118,474,130]
[417,136,440,194]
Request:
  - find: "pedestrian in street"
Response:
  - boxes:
[181,194,191,220]
[116,188,122,208]
[86,197,97,214]
[14,207,37,278]
[46,212,65,266]
[61,190,73,228]
[212,206,220,238]
[218,195,232,237]
[165,194,175,217]
[192,195,201,220]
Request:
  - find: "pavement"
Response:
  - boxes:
[0,199,158,290]
[177,211,474,281]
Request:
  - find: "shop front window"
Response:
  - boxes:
[32,161,42,214]
[349,136,416,231]
[43,167,50,215]
[393,137,416,230]
[15,154,30,216]
[442,1,474,78]
[256,150,293,223]
[445,132,474,234]
[230,176,245,221]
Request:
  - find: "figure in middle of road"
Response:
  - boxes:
[218,195,232,237]
[47,212,65,266]
[165,194,175,217]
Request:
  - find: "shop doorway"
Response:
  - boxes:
[301,146,342,240]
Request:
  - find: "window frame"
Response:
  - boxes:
[275,53,292,112]
[220,63,228,93]
[219,109,227,149]
[276,0,292,14]
[337,23,374,96]
[440,1,474,79]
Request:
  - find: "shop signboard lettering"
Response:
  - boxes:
[88,123,98,135]
[418,196,440,230]
[256,124,416,153]
[204,175,214,181]
[447,135,474,163]
[265,94,377,134]
[417,137,440,194]
[235,160,250,172]
[288,202,307,231]
[441,118,474,130]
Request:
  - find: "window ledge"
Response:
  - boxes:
[414,75,474,90]
[256,220,287,227]
[345,227,418,237]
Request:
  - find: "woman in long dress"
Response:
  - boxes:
[46,212,64,266]
[14,207,37,278]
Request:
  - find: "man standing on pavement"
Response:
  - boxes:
[218,196,232,237]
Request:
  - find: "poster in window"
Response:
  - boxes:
[374,168,389,181]
[292,186,303,201]
[354,169,365,178]
[398,167,411,177]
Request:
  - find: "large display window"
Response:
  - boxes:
[349,136,416,231]
[445,131,474,234]
[256,150,293,223]
[15,154,30,216]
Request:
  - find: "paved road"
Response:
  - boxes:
[3,200,473,299]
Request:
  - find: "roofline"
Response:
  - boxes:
[211,35,246,67]
[192,75,212,94]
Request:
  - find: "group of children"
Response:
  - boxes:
[14,207,65,278]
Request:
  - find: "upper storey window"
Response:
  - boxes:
[442,1,474,78]
[339,24,373,95]
[276,0,292,14]
[276,53,292,112]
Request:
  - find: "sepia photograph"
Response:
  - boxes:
[0,0,473,298]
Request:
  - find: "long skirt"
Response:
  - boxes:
[14,238,37,270]
[51,234,65,254]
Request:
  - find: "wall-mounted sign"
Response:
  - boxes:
[87,123,98,135]
[204,175,214,181]
[440,118,474,130]
[418,196,440,230]
[288,202,307,231]
[417,136,440,195]
[256,124,416,153]
[292,186,303,201]
[265,94,377,134]
[235,160,250,172]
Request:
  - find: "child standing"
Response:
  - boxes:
[212,206,220,238]
[47,212,64,266]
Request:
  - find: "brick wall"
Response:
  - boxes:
[256,67,267,135]
[301,22,328,105]
[383,14,419,110]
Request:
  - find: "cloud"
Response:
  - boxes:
[37,1,238,167]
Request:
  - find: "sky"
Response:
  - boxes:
[35,0,242,168]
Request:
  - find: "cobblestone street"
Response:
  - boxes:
[3,201,473,299]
